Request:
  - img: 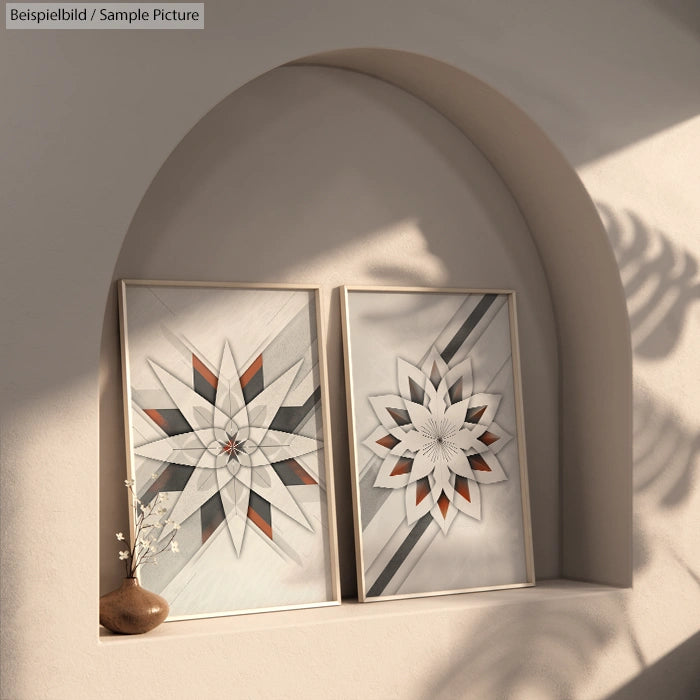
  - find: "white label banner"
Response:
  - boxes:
[6,3,204,29]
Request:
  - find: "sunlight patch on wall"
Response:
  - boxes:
[283,219,449,288]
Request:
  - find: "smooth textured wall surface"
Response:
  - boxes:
[2,1,699,698]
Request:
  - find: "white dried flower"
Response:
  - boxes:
[118,550,130,560]
[170,541,180,553]
[115,532,125,541]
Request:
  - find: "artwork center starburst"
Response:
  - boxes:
[419,418,459,462]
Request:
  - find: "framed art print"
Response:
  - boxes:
[118,280,340,619]
[341,286,535,601]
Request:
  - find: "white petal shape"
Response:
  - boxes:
[447,448,474,479]
[248,428,321,466]
[453,425,484,455]
[148,360,228,431]
[405,401,432,431]
[468,451,508,484]
[408,450,435,483]
[219,466,252,555]
[215,451,230,469]
[441,357,473,406]
[374,453,413,488]
[234,360,303,432]
[135,431,207,467]
[159,457,231,541]
[444,400,470,430]
[452,475,482,520]
[466,392,502,428]
[232,447,254,469]
[368,395,412,432]
[249,465,312,530]
[420,347,449,416]
[397,357,429,405]
[399,429,426,454]
[404,478,433,525]
[214,342,247,427]
[423,374,445,417]
[430,461,454,503]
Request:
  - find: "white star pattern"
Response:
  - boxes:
[134,342,321,555]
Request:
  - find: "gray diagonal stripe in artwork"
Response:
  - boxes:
[360,457,395,529]
[366,513,433,597]
[440,294,497,364]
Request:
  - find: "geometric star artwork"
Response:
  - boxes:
[119,281,340,620]
[364,349,512,535]
[341,287,535,602]
[135,343,320,556]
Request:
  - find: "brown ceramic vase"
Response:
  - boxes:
[100,577,169,634]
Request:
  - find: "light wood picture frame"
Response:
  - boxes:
[340,286,535,602]
[118,280,340,620]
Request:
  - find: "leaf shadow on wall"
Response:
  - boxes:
[606,630,700,700]
[422,597,622,700]
[633,390,700,513]
[598,203,700,359]
[601,202,700,581]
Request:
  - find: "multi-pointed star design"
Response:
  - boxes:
[134,343,321,555]
[364,347,512,533]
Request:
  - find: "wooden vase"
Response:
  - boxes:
[100,577,169,634]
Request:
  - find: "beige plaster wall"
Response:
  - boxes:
[1,1,699,698]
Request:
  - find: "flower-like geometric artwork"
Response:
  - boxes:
[342,287,535,602]
[119,282,340,619]
[364,348,511,534]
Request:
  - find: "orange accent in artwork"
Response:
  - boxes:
[201,518,219,544]
[467,405,487,423]
[247,505,273,539]
[376,434,400,449]
[449,377,463,403]
[240,354,263,388]
[390,457,412,476]
[387,407,410,426]
[289,459,317,485]
[192,354,218,389]
[455,476,471,502]
[478,431,499,446]
[438,491,450,518]
[468,454,492,472]
[416,478,430,505]
[144,409,168,430]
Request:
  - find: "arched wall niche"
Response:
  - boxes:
[297,49,633,588]
[100,49,631,599]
